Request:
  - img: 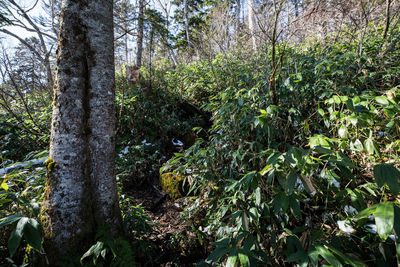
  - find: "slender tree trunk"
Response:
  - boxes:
[292,0,299,17]
[41,0,122,262]
[248,0,257,51]
[269,0,283,105]
[383,0,391,40]
[184,0,191,48]
[125,17,129,62]
[136,0,145,67]
[235,0,241,41]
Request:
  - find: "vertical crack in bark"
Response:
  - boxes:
[82,30,97,234]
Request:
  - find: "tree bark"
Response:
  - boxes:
[248,0,257,51]
[383,0,391,40]
[235,0,241,40]
[136,0,145,68]
[184,0,191,48]
[41,0,122,263]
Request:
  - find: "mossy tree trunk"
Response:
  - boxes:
[41,0,122,263]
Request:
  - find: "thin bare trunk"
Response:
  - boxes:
[248,0,257,51]
[269,0,283,105]
[136,0,145,67]
[236,0,241,40]
[383,0,391,39]
[184,0,191,48]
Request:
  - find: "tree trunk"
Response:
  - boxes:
[136,0,145,68]
[184,0,191,48]
[383,0,391,40]
[41,0,122,263]
[235,0,241,41]
[248,0,257,51]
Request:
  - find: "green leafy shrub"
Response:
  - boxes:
[163,25,400,266]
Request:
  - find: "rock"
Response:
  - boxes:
[160,172,189,199]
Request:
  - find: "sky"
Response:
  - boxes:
[1,0,47,48]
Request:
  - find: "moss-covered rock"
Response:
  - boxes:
[160,172,188,199]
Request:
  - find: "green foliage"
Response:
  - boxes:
[115,69,206,189]
[0,151,47,263]
[163,25,400,266]
[161,52,264,105]
[119,197,155,265]
[80,226,135,267]
[2,6,400,266]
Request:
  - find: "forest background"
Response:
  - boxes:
[1,0,400,266]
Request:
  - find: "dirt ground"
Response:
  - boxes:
[126,182,211,266]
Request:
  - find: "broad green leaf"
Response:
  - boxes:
[1,182,8,190]
[314,146,334,155]
[286,172,297,195]
[226,250,238,267]
[81,243,98,263]
[101,248,108,259]
[327,245,364,267]
[364,138,375,155]
[238,252,250,267]
[355,204,378,220]
[23,219,41,251]
[254,187,261,206]
[333,95,341,104]
[286,250,307,263]
[338,125,347,138]
[207,247,229,261]
[315,245,342,267]
[8,217,28,256]
[375,202,394,240]
[290,196,302,218]
[354,105,368,113]
[350,139,364,152]
[260,164,272,176]
[93,241,104,262]
[0,214,25,228]
[374,164,400,195]
[375,96,389,106]
[348,116,358,126]
[308,247,319,266]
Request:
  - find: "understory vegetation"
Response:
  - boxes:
[1,21,400,267]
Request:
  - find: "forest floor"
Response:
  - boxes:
[126,182,211,266]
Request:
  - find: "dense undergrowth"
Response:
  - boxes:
[1,23,400,266]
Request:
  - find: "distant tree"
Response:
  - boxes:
[114,0,136,64]
[40,0,122,263]
[154,0,178,65]
[183,0,190,47]
[136,0,146,67]
[0,0,55,89]
[0,0,11,26]
[248,0,257,51]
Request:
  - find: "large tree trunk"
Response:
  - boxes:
[41,0,122,263]
[136,0,145,68]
